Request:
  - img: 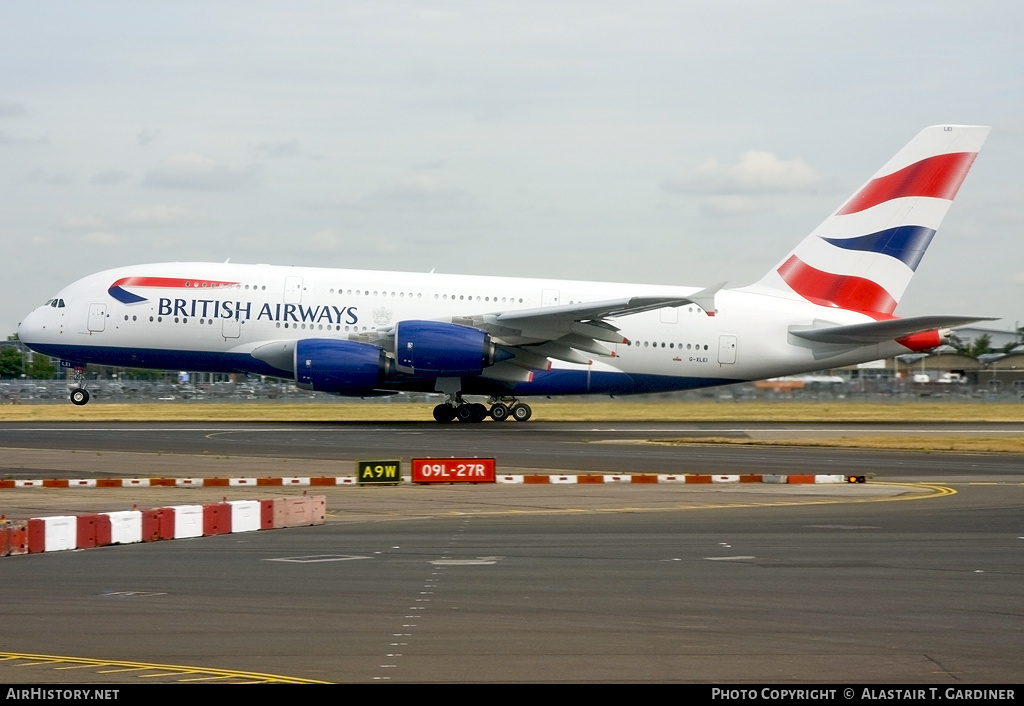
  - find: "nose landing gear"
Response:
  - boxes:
[70,387,90,405]
[69,367,90,405]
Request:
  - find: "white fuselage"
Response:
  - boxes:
[19,261,910,398]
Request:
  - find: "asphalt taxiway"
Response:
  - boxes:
[1,421,1022,683]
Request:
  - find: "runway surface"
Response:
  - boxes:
[3,420,1024,478]
[1,421,1022,683]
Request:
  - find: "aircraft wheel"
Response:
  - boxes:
[433,404,456,423]
[489,403,510,421]
[456,405,477,423]
[470,403,488,422]
[70,388,90,406]
[511,403,532,422]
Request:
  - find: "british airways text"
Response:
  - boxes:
[157,298,358,325]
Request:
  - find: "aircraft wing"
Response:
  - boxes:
[448,283,727,375]
[789,315,997,345]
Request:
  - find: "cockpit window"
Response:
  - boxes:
[58,299,65,307]
[44,298,65,308]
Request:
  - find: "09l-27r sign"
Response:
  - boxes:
[411,458,496,484]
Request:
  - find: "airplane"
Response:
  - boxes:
[18,125,992,422]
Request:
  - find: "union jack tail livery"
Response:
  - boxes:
[744,125,989,318]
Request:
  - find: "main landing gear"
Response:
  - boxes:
[432,396,532,423]
[69,367,90,406]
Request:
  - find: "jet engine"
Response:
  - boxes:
[394,320,498,376]
[294,339,392,394]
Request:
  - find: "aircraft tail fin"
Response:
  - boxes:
[741,125,989,317]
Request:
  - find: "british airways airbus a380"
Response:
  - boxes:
[18,126,992,422]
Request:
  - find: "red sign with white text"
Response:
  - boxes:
[412,458,496,484]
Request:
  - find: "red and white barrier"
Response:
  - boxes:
[105,510,143,545]
[0,520,28,556]
[0,473,850,490]
[1,496,326,557]
[228,500,261,533]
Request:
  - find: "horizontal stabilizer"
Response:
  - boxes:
[790,315,996,345]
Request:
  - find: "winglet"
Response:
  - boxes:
[688,282,727,317]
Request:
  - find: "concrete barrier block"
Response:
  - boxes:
[227,500,261,533]
[28,516,77,553]
[141,509,163,542]
[202,503,231,536]
[104,510,142,544]
[309,496,326,525]
[260,500,275,529]
[6,521,27,555]
[167,505,203,538]
[76,514,111,549]
[273,497,312,528]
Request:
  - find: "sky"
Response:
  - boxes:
[2,1,1023,335]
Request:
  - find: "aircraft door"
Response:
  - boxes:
[222,313,240,338]
[718,335,737,364]
[87,303,106,332]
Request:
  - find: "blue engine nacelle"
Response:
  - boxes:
[394,320,496,376]
[294,339,391,394]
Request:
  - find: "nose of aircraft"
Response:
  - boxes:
[17,306,46,347]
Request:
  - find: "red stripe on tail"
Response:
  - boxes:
[777,256,897,315]
[837,152,977,215]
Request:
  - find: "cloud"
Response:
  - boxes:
[0,131,47,146]
[698,195,773,218]
[25,170,71,185]
[255,139,301,159]
[0,100,28,118]
[80,232,120,246]
[143,153,260,190]
[119,205,198,227]
[663,150,820,195]
[413,159,447,170]
[61,216,107,231]
[61,206,199,233]
[137,128,160,146]
[90,169,131,185]
[354,176,476,212]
